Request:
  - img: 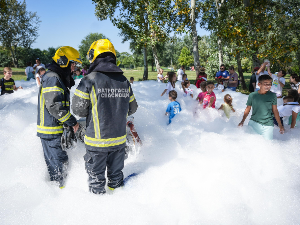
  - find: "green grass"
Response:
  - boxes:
[1,66,292,96]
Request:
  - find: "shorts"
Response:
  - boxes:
[248,120,274,140]
[228,87,236,91]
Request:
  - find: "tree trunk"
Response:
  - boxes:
[143,46,148,80]
[236,52,246,90]
[10,46,18,68]
[217,36,224,66]
[151,44,160,72]
[191,0,201,76]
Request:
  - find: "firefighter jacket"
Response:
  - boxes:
[37,71,77,138]
[72,59,138,151]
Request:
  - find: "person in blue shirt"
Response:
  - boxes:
[215,64,229,85]
[165,90,181,124]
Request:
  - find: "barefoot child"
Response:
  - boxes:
[239,75,284,140]
[218,94,235,118]
[161,72,176,96]
[182,80,193,98]
[0,67,23,95]
[200,81,216,109]
[165,90,181,124]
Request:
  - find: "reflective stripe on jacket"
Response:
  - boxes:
[72,71,138,151]
[37,71,77,138]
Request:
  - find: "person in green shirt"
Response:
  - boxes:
[74,68,83,79]
[239,75,284,140]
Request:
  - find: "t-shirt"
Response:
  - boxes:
[246,91,277,126]
[1,78,15,95]
[81,69,88,76]
[228,72,238,88]
[34,63,45,75]
[270,74,285,97]
[25,66,34,77]
[165,82,175,94]
[255,71,269,90]
[74,75,83,79]
[277,102,300,117]
[290,82,300,91]
[197,92,206,102]
[166,101,181,124]
[215,70,229,79]
[222,103,232,119]
[203,91,216,109]
[249,73,256,92]
[35,74,41,87]
[183,88,193,97]
[157,74,164,82]
[177,69,184,81]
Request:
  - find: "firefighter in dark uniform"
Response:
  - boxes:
[72,39,138,194]
[37,46,81,188]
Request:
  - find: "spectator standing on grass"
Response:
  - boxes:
[33,58,45,75]
[195,67,207,89]
[215,64,229,87]
[267,64,286,106]
[25,62,35,81]
[228,65,238,91]
[290,74,300,94]
[177,65,185,82]
[249,67,259,93]
[157,68,165,83]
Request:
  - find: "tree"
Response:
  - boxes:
[178,46,194,67]
[0,0,40,67]
[78,33,107,66]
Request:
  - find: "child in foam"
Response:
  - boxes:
[0,67,23,95]
[165,90,181,124]
[218,94,235,119]
[36,67,46,87]
[239,75,284,140]
[196,81,207,102]
[161,72,177,96]
[157,68,166,83]
[199,81,216,109]
[274,96,300,129]
[182,80,193,98]
[267,64,286,106]
[214,79,225,93]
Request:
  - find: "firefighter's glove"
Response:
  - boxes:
[75,123,86,143]
[61,125,77,151]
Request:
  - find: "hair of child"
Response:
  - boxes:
[182,80,190,92]
[130,77,134,80]
[206,81,214,86]
[27,62,32,66]
[181,65,185,69]
[281,70,287,77]
[169,90,177,100]
[3,67,12,73]
[287,89,299,102]
[224,94,233,107]
[182,73,187,81]
[258,74,272,83]
[283,96,294,102]
[167,71,176,88]
[290,73,300,82]
[38,67,46,74]
[200,81,207,89]
[229,65,234,70]
[76,68,81,72]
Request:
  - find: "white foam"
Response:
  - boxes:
[0,79,300,225]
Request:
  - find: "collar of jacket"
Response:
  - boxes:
[46,60,75,89]
[88,54,123,75]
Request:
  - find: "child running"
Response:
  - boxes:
[218,94,235,118]
[200,81,216,109]
[36,67,46,87]
[0,67,23,95]
[182,80,193,98]
[196,81,207,102]
[165,90,181,124]
[239,75,284,140]
[161,72,176,96]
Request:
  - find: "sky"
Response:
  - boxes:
[26,0,210,54]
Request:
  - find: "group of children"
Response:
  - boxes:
[161,70,300,140]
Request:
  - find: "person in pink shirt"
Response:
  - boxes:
[200,81,216,109]
[196,81,207,102]
[81,65,88,76]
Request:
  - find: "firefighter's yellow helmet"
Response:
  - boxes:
[52,46,82,68]
[87,39,116,63]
